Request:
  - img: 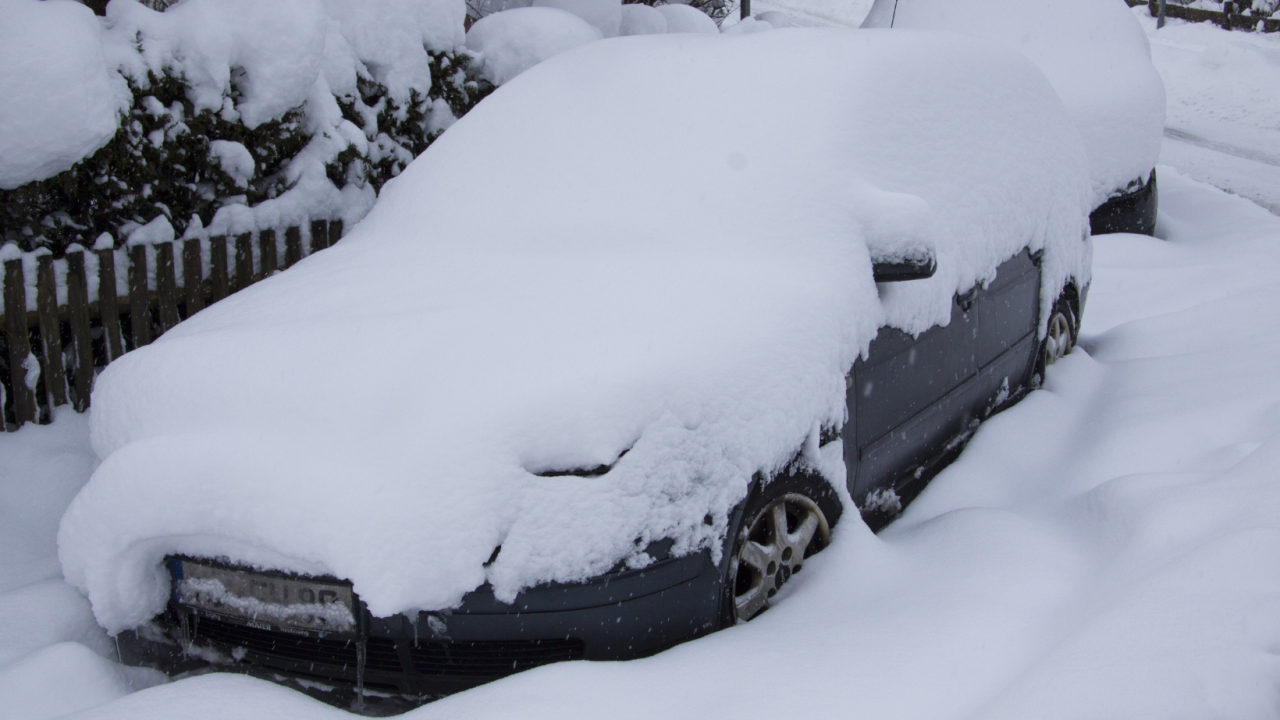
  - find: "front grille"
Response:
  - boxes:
[409,638,585,677]
[194,616,401,673]
[189,615,584,681]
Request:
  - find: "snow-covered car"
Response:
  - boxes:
[862,0,1166,236]
[57,29,1093,706]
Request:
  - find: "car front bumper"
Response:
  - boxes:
[116,548,726,702]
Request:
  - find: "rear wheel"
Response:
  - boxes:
[724,473,841,624]
[1033,297,1076,386]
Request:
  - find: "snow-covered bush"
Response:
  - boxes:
[0,0,489,255]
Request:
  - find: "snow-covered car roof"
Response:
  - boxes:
[861,0,1166,207]
[59,29,1092,634]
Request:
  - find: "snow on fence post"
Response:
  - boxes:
[310,220,329,253]
[65,252,95,412]
[260,229,278,279]
[284,227,303,269]
[128,245,151,348]
[3,260,37,426]
[35,256,68,413]
[210,236,230,303]
[183,239,204,315]
[234,233,254,291]
[156,243,181,334]
[96,247,125,363]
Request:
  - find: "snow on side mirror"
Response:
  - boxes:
[854,187,939,283]
[872,254,937,282]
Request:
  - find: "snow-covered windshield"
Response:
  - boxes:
[59,29,1092,634]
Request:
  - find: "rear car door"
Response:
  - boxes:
[973,249,1041,412]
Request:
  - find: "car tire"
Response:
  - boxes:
[1033,296,1076,387]
[722,472,842,625]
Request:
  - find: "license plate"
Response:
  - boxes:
[171,558,356,634]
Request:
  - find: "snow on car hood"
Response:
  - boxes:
[863,0,1166,207]
[58,29,1092,633]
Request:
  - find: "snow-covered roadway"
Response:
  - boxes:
[1149,14,1280,214]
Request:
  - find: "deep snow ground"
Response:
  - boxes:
[6,11,1280,720]
[3,169,1279,719]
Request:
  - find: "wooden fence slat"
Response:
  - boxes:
[96,248,124,362]
[328,219,343,247]
[156,243,180,333]
[36,255,68,410]
[129,244,151,347]
[65,252,94,411]
[310,220,328,253]
[234,233,253,291]
[3,259,36,425]
[259,229,277,279]
[284,226,302,268]
[210,235,229,303]
[183,239,204,317]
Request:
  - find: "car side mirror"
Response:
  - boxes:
[872,254,936,282]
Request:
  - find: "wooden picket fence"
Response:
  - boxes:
[1143,0,1280,32]
[0,219,343,430]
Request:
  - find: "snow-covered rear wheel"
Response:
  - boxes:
[728,489,832,623]
[1044,307,1074,366]
[1033,297,1077,389]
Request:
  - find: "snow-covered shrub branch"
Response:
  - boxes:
[335,53,491,195]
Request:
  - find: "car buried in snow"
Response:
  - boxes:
[57,29,1093,709]
[861,0,1167,236]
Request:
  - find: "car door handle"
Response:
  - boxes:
[957,287,978,312]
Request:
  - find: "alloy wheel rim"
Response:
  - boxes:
[730,493,830,622]
[1044,311,1072,366]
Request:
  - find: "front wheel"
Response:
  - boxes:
[724,473,841,624]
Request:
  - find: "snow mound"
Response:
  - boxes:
[722,16,775,34]
[0,0,128,189]
[755,10,794,27]
[466,7,602,85]
[658,3,719,33]
[532,0,622,37]
[620,4,668,35]
[862,0,1166,207]
[59,30,1091,634]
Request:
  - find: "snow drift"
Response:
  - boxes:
[59,29,1092,634]
[862,0,1166,207]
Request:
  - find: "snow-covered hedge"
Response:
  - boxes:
[0,0,489,255]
